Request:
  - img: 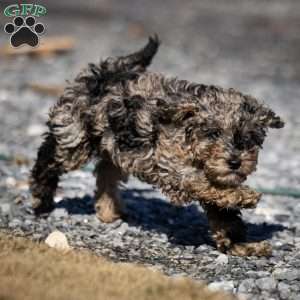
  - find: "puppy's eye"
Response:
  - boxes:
[242,136,255,149]
[235,135,258,151]
[234,132,247,150]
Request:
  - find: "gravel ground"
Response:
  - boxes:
[0,1,300,299]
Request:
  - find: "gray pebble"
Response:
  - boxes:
[278,282,291,299]
[8,218,22,228]
[0,202,11,215]
[238,278,256,293]
[255,277,277,291]
[24,219,32,226]
[291,295,300,300]
[52,208,69,219]
[273,268,300,281]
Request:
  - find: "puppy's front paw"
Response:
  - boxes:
[213,230,232,253]
[212,187,261,209]
[228,241,272,257]
[237,187,262,208]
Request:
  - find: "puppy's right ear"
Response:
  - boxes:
[259,107,285,129]
[243,96,285,129]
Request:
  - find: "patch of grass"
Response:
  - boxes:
[0,232,235,300]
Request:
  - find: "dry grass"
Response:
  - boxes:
[0,232,235,300]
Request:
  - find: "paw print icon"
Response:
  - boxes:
[4,16,45,48]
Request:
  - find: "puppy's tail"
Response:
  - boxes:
[101,35,160,73]
[74,36,160,100]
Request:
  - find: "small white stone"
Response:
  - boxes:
[54,195,63,203]
[27,124,46,136]
[6,177,16,187]
[117,222,129,235]
[215,253,229,265]
[208,280,235,292]
[45,230,70,251]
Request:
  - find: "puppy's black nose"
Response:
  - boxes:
[228,159,241,170]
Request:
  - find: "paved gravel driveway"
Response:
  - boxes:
[0,1,300,299]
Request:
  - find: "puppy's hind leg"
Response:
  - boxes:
[94,156,127,223]
[30,104,92,215]
[30,133,60,215]
[30,131,92,215]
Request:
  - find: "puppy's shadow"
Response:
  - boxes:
[246,222,287,243]
[56,188,287,247]
[121,188,210,246]
[56,194,95,215]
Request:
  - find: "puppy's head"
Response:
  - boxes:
[172,88,284,188]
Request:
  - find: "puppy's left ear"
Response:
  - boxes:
[259,108,285,129]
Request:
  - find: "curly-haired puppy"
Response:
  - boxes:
[30,36,284,256]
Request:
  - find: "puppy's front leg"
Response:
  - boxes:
[182,174,261,209]
[204,204,272,257]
